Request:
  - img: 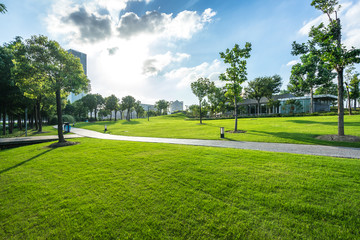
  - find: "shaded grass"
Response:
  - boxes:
[0,138,360,239]
[76,114,360,148]
[0,125,63,138]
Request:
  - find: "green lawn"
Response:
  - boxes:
[1,138,359,239]
[76,114,360,147]
[0,125,61,138]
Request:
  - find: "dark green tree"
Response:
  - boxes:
[220,42,252,131]
[105,94,120,121]
[81,94,97,119]
[134,100,144,119]
[155,99,169,115]
[121,95,136,121]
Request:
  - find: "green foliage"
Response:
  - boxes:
[220,42,252,131]
[245,75,282,115]
[105,94,120,120]
[0,3,6,13]
[134,100,144,118]
[121,95,136,121]
[190,77,214,124]
[155,99,169,115]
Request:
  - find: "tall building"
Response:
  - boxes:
[169,100,183,113]
[67,49,88,103]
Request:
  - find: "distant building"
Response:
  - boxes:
[238,93,337,115]
[67,49,88,103]
[169,100,183,113]
[140,104,156,112]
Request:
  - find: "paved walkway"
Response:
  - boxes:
[69,127,360,159]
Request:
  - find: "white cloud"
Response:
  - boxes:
[164,59,224,89]
[143,52,190,76]
[44,0,216,105]
[298,1,360,48]
[286,60,299,67]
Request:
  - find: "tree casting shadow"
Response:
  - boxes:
[0,149,53,175]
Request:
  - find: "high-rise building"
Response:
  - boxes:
[169,100,183,113]
[67,49,88,103]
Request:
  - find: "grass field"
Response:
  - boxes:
[1,138,360,239]
[75,114,360,148]
[0,125,60,138]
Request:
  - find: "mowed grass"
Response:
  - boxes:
[0,125,62,138]
[76,114,360,147]
[1,138,360,239]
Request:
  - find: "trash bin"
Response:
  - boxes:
[64,122,71,133]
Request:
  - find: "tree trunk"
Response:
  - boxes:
[2,108,5,135]
[234,95,238,132]
[9,114,13,134]
[114,110,117,121]
[345,83,352,115]
[257,100,261,116]
[34,104,38,130]
[56,88,66,143]
[310,87,314,114]
[337,69,345,136]
[37,99,42,132]
[199,100,202,124]
[18,115,22,130]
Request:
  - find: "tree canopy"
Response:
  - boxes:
[191,77,214,124]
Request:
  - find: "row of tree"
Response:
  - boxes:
[64,93,172,122]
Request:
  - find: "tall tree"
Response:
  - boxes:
[105,94,120,121]
[293,0,360,136]
[155,99,169,115]
[288,51,334,113]
[121,95,135,121]
[94,93,104,120]
[134,100,144,119]
[220,42,252,131]
[14,35,89,142]
[81,94,97,119]
[191,77,214,124]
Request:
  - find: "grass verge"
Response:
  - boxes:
[1,138,359,239]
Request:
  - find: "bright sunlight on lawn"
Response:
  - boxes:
[1,138,360,239]
[75,113,360,148]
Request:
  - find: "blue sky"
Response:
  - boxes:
[1,0,360,107]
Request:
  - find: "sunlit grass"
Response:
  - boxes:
[76,113,360,148]
[1,138,359,239]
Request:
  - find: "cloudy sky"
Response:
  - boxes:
[1,0,360,107]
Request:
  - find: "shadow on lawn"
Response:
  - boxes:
[250,130,360,148]
[0,149,53,175]
[122,121,141,125]
[286,119,360,127]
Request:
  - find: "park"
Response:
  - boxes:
[1,0,360,239]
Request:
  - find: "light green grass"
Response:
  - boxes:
[76,114,360,147]
[1,138,359,239]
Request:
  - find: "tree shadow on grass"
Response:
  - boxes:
[250,130,360,148]
[0,149,53,175]
[286,119,360,127]
[121,121,141,125]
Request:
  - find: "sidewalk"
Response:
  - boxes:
[69,127,360,159]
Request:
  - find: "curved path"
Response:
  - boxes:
[70,127,360,159]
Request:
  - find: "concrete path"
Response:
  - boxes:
[70,127,360,159]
